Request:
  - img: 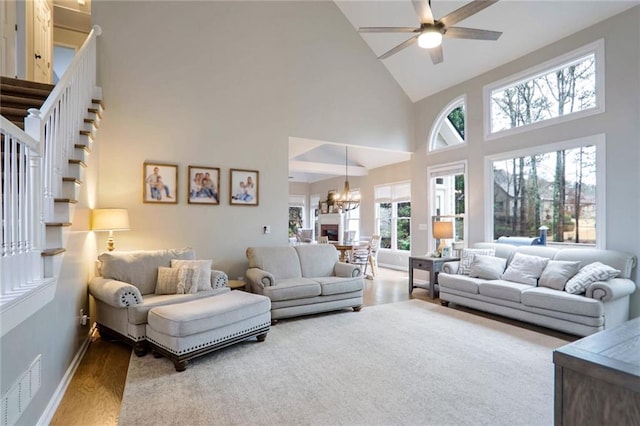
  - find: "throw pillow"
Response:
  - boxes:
[501,253,550,286]
[565,262,620,294]
[170,259,213,291]
[538,260,581,291]
[155,267,185,295]
[181,267,201,294]
[458,248,496,275]
[469,255,507,280]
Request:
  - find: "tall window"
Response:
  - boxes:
[310,194,320,239]
[289,195,305,238]
[428,162,466,252]
[429,96,466,152]
[485,39,604,139]
[345,189,361,241]
[375,182,411,251]
[487,135,604,247]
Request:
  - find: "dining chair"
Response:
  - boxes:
[368,235,381,277]
[350,243,372,278]
[318,236,329,244]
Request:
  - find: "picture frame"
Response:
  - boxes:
[188,166,220,205]
[143,162,178,204]
[320,201,328,214]
[229,169,259,206]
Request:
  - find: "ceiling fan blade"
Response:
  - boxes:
[439,0,500,28]
[378,35,419,60]
[412,0,435,24]
[428,44,444,65]
[359,27,419,33]
[445,26,502,40]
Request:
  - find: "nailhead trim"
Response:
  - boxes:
[147,320,271,355]
[120,291,141,306]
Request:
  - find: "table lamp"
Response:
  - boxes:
[91,208,130,251]
[433,220,453,256]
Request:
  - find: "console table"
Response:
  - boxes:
[553,317,640,425]
[408,256,459,299]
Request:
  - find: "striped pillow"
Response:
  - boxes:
[564,262,620,294]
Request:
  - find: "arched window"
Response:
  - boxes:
[428,96,466,152]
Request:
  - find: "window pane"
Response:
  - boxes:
[397,218,411,251]
[491,53,596,133]
[378,203,392,249]
[492,145,596,245]
[288,206,303,237]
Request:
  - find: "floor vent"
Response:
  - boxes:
[1,355,41,426]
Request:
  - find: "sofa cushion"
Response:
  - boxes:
[458,248,496,275]
[553,249,635,279]
[314,276,363,296]
[469,255,506,280]
[521,287,603,317]
[478,280,533,303]
[438,273,484,294]
[99,248,196,295]
[170,259,213,291]
[294,244,339,278]
[501,253,549,286]
[263,278,321,302]
[246,247,303,280]
[538,260,580,291]
[565,262,620,294]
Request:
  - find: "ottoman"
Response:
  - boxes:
[146,291,271,371]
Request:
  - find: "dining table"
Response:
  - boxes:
[330,241,369,263]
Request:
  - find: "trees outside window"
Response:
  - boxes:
[429,96,466,152]
[491,144,597,245]
[375,182,411,251]
[485,40,603,139]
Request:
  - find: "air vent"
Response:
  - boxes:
[1,355,41,426]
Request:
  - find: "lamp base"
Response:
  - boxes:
[107,237,115,252]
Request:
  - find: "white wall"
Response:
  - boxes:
[92,1,414,279]
[410,8,640,316]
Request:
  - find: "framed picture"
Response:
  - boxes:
[320,201,328,214]
[229,169,259,206]
[188,166,220,205]
[143,162,178,204]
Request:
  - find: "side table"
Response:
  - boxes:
[408,256,459,299]
[227,279,247,291]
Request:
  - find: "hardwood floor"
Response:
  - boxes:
[51,267,574,425]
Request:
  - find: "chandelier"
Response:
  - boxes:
[333,146,360,212]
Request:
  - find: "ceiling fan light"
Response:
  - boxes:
[418,30,442,49]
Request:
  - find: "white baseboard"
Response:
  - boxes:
[37,324,96,426]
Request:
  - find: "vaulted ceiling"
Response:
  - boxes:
[288,0,640,183]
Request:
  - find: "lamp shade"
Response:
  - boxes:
[432,221,453,239]
[91,209,130,231]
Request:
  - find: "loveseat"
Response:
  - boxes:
[438,243,637,336]
[89,248,229,355]
[245,244,364,322]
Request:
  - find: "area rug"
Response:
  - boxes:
[118,300,569,426]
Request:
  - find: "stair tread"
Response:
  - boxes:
[62,177,82,183]
[54,198,78,204]
[68,159,87,167]
[1,76,55,92]
[42,248,66,256]
[74,144,91,152]
[46,222,72,227]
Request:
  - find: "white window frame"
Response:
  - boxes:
[484,134,606,248]
[289,195,306,237]
[428,95,467,153]
[345,189,361,241]
[484,39,605,141]
[375,181,411,252]
[427,161,468,253]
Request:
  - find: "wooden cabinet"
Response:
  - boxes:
[553,317,640,425]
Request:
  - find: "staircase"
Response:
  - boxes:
[0,25,103,338]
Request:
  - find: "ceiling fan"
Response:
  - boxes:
[358,0,502,65]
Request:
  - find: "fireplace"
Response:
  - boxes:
[317,213,344,242]
[320,224,339,242]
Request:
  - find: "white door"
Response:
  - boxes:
[1,0,17,77]
[32,0,52,83]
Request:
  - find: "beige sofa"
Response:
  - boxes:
[89,248,229,355]
[438,242,637,336]
[245,244,364,322]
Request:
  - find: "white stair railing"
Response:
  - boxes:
[0,25,102,336]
